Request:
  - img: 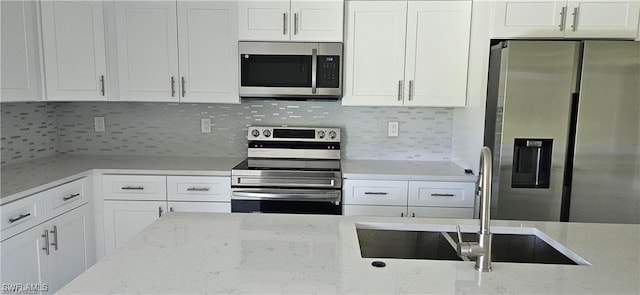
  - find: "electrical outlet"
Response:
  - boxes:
[201,118,212,134]
[94,117,105,132]
[388,121,399,137]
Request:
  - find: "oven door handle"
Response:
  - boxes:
[232,191,340,204]
[237,177,337,188]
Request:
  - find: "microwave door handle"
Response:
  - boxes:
[311,48,317,94]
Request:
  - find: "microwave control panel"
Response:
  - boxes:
[317,56,340,88]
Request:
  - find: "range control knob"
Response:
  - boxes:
[317,131,326,139]
[328,131,337,139]
[251,129,260,137]
[263,130,271,137]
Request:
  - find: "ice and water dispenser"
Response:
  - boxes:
[512,139,553,188]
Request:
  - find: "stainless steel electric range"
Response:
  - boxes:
[231,126,342,214]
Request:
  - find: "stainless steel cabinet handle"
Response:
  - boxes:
[408,80,414,101]
[397,80,403,101]
[283,13,287,35]
[559,6,567,31]
[171,76,176,97]
[401,212,404,217]
[158,206,163,217]
[170,207,174,212]
[63,193,81,201]
[431,193,455,197]
[50,226,58,251]
[181,77,186,97]
[364,192,388,195]
[122,186,144,190]
[412,212,416,218]
[187,187,210,192]
[100,75,105,96]
[42,230,50,255]
[9,213,31,223]
[571,7,579,32]
[294,13,298,35]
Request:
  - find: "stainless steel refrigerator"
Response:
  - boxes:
[484,40,639,224]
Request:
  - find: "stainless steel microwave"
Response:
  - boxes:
[239,42,342,99]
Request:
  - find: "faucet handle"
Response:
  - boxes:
[456,225,464,243]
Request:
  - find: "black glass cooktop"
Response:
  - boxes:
[232,158,341,171]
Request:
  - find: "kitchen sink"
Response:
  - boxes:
[356,223,590,265]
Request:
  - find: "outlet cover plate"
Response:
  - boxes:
[94,117,105,132]
[388,121,399,137]
[201,118,212,134]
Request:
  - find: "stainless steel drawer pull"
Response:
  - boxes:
[431,193,455,197]
[294,13,298,35]
[408,80,414,101]
[63,193,81,201]
[364,192,388,195]
[50,226,59,251]
[397,80,403,101]
[159,206,163,217]
[187,187,210,192]
[412,212,415,218]
[121,186,144,190]
[42,230,50,255]
[9,213,31,223]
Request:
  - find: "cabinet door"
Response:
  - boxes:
[177,1,239,103]
[47,204,94,293]
[342,205,407,217]
[0,0,42,102]
[168,201,230,213]
[290,0,344,42]
[115,2,179,101]
[493,1,567,38]
[238,1,290,41]
[342,1,407,106]
[564,1,640,38]
[40,0,107,101]
[0,224,49,294]
[404,1,471,107]
[103,201,166,255]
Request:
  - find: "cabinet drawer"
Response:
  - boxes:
[408,181,475,207]
[342,205,407,217]
[1,194,44,241]
[102,175,166,201]
[168,201,230,213]
[343,180,408,206]
[167,176,231,202]
[44,177,90,218]
[409,206,475,219]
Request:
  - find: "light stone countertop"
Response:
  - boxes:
[59,212,640,294]
[342,159,477,182]
[1,154,245,204]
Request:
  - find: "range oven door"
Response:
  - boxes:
[239,42,342,99]
[231,188,342,215]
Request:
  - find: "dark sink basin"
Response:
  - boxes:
[357,228,583,265]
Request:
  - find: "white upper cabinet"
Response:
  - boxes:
[0,0,42,102]
[40,0,107,101]
[178,1,239,103]
[238,0,344,41]
[493,0,640,39]
[404,1,471,107]
[343,1,472,107]
[342,1,407,106]
[115,2,179,102]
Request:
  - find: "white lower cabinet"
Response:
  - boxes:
[0,204,94,294]
[343,179,475,218]
[102,200,166,255]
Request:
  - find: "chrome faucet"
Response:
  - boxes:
[456,146,493,272]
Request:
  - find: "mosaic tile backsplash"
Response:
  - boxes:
[1,103,58,165]
[2,101,453,164]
